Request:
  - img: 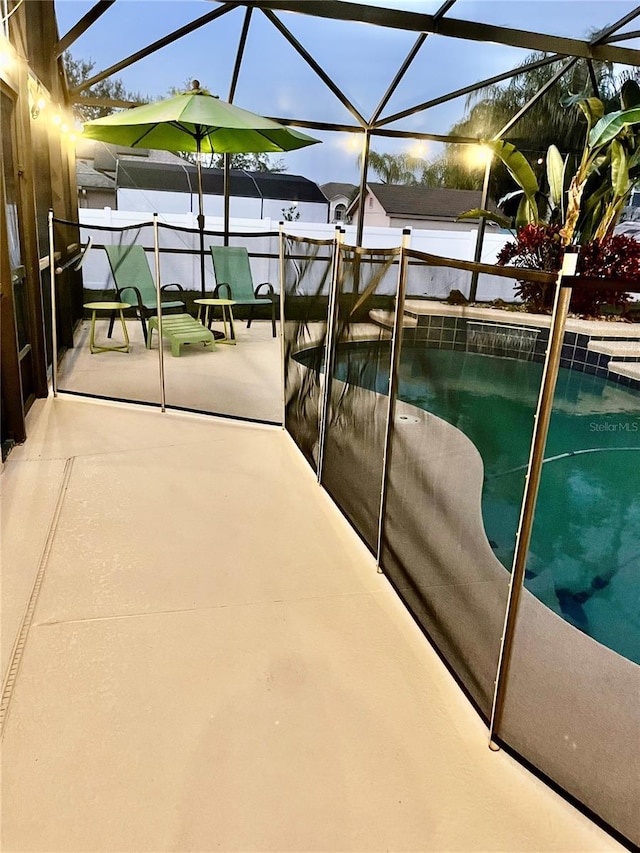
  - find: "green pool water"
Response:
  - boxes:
[335,343,640,663]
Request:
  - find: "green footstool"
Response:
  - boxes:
[147,314,215,357]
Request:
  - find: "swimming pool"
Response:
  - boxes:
[330,342,640,663]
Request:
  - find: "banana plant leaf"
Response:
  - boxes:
[484,139,539,209]
[621,80,640,110]
[546,145,565,210]
[457,208,512,229]
[589,107,640,149]
[610,140,629,197]
[515,196,538,230]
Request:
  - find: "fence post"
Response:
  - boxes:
[48,209,58,397]
[316,226,344,482]
[152,213,166,413]
[469,157,492,302]
[279,221,286,428]
[488,248,579,748]
[376,227,412,570]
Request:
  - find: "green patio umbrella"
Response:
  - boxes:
[82,81,320,293]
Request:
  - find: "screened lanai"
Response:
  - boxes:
[2,2,640,850]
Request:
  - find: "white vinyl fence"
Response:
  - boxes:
[78,208,517,301]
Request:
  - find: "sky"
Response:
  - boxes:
[54,0,640,186]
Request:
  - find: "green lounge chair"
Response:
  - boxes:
[147,314,215,357]
[105,244,186,344]
[210,246,277,337]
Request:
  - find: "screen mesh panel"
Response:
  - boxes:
[56,218,163,407]
[497,371,640,844]
[320,245,399,552]
[158,223,282,423]
[282,234,335,471]
[378,250,531,715]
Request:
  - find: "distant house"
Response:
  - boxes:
[76,159,115,209]
[347,183,488,232]
[76,140,186,209]
[621,188,640,223]
[321,182,357,223]
[76,140,329,222]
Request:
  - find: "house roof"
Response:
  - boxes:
[115,159,327,203]
[321,182,357,201]
[76,139,188,172]
[76,159,116,190]
[350,184,485,221]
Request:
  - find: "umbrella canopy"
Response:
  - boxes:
[82,83,321,293]
[81,85,320,155]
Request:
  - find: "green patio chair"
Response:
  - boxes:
[210,246,277,337]
[105,244,186,344]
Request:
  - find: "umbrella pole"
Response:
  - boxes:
[223,153,230,247]
[196,137,206,296]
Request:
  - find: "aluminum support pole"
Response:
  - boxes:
[488,249,579,748]
[224,154,231,248]
[279,220,286,428]
[356,130,371,249]
[469,157,491,302]
[152,213,166,412]
[48,209,58,396]
[196,137,206,295]
[376,229,412,570]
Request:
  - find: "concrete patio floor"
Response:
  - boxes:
[57,314,283,423]
[1,394,624,852]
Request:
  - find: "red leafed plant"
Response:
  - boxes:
[497,225,640,316]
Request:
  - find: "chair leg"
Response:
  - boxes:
[271,299,276,337]
[107,310,116,339]
[247,305,254,329]
[140,315,148,344]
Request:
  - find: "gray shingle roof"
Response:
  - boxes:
[357,184,484,221]
[320,182,357,200]
[76,160,116,190]
[116,159,327,203]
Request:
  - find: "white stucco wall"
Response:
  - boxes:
[389,216,478,233]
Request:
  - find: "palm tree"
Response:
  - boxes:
[429,55,632,204]
[359,150,425,184]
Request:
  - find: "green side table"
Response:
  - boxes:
[84,301,131,353]
[194,298,237,344]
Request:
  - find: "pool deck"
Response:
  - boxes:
[1,395,628,852]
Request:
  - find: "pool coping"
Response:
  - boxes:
[403,301,640,339]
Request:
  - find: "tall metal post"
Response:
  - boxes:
[376,228,411,570]
[223,153,231,247]
[196,137,206,295]
[279,220,286,428]
[48,209,58,396]
[356,129,371,249]
[469,155,491,302]
[317,226,344,482]
[488,249,579,748]
[152,213,166,412]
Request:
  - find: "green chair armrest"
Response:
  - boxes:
[161,282,185,294]
[214,282,233,300]
[116,285,144,308]
[254,282,275,299]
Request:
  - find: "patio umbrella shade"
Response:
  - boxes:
[81,84,320,154]
[82,82,320,291]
